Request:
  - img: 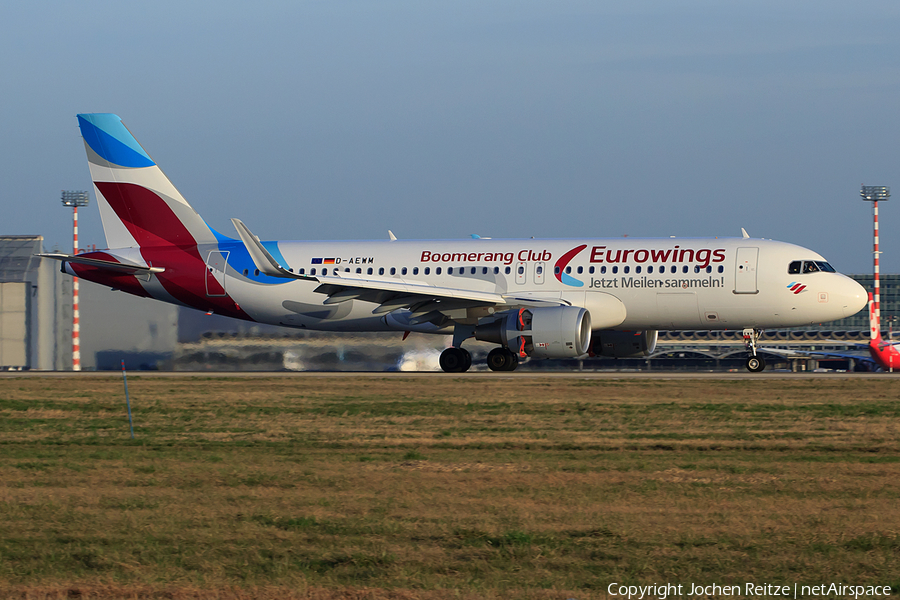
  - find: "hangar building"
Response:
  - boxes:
[0,236,71,370]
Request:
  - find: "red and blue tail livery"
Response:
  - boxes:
[41,114,867,372]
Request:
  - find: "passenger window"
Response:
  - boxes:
[648,266,653,274]
[518,266,525,275]
[482,267,488,275]
[424,267,430,275]
[577,266,583,274]
[322,268,327,275]
[379,267,384,275]
[255,269,260,276]
[589,266,595,274]
[412,267,418,275]
[505,266,511,274]
[554,266,561,274]
[299,268,305,275]
[694,266,700,273]
[682,265,688,273]
[706,266,711,273]
[788,261,802,274]
[436,267,442,275]
[356,268,362,274]
[493,267,499,274]
[565,266,571,274]
[624,266,630,274]
[242,269,249,276]
[401,267,407,275]
[471,267,476,275]
[601,266,607,274]
[717,265,724,273]
[636,266,641,274]
[448,267,454,275]
[612,266,618,274]
[536,265,543,274]
[367,267,373,275]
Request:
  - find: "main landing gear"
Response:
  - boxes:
[438,346,519,372]
[743,328,766,373]
[486,347,519,372]
[439,347,472,373]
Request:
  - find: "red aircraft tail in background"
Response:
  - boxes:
[868,292,900,371]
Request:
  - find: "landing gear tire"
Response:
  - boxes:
[440,347,472,373]
[746,356,766,373]
[487,348,519,372]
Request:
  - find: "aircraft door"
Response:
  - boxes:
[534,262,545,284]
[516,262,527,285]
[206,251,229,297]
[734,247,759,294]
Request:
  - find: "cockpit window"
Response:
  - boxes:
[790,260,836,274]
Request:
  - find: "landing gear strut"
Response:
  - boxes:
[743,328,766,372]
[487,347,519,372]
[439,347,472,373]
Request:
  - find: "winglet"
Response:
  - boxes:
[388,230,398,241]
[741,228,750,239]
[231,219,315,280]
[869,292,882,341]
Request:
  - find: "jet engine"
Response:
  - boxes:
[591,330,658,358]
[475,306,592,359]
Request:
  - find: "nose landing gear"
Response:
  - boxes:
[743,328,766,372]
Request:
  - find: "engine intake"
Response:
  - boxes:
[475,306,592,359]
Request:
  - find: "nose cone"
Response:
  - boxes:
[840,277,868,318]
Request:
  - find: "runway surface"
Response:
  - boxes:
[0,370,896,380]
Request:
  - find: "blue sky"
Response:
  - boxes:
[2,1,899,273]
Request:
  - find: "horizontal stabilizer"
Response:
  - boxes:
[231,219,316,281]
[37,253,165,275]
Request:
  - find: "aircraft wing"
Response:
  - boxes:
[760,346,878,370]
[313,271,567,324]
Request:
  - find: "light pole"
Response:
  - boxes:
[861,185,890,341]
[61,190,89,371]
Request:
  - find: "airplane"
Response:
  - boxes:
[867,292,900,370]
[41,113,868,373]
[757,292,899,372]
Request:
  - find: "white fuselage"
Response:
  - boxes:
[194,236,865,333]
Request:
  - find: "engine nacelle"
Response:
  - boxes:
[592,330,658,358]
[475,306,592,359]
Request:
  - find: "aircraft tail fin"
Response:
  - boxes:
[76,114,218,249]
[869,292,882,342]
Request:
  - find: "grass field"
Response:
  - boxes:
[1,375,899,599]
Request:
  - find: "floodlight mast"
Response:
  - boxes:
[861,185,890,332]
[61,190,89,372]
